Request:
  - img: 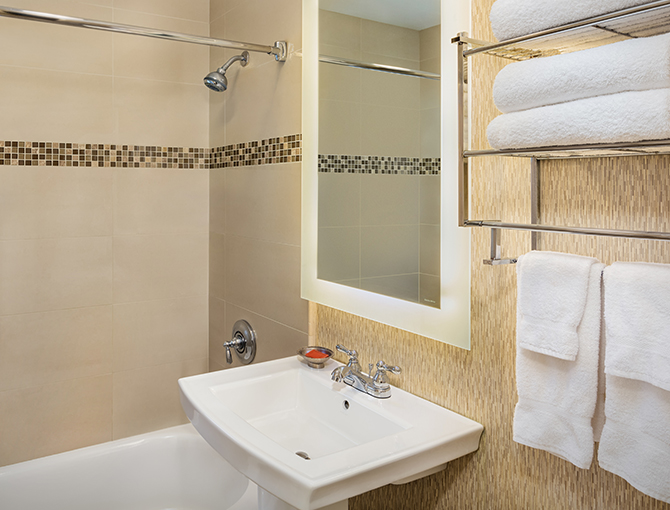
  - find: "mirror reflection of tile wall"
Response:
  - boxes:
[317,9,441,307]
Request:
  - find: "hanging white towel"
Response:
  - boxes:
[598,376,670,503]
[598,262,670,503]
[515,260,604,469]
[516,251,599,360]
[603,262,670,391]
[490,0,655,41]
[493,33,670,114]
[487,88,670,150]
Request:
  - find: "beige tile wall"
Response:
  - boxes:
[0,0,209,467]
[318,10,422,157]
[208,0,308,372]
[0,0,209,147]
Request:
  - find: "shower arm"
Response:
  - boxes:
[0,5,288,62]
[218,53,248,73]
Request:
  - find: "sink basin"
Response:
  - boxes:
[179,356,483,510]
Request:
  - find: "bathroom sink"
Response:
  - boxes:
[178,356,483,510]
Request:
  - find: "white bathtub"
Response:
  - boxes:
[0,424,258,510]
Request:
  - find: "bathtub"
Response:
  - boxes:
[0,424,258,510]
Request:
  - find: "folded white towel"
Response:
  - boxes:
[515,261,604,469]
[603,262,670,391]
[487,88,670,150]
[493,33,670,114]
[490,0,655,41]
[517,251,599,360]
[598,376,670,503]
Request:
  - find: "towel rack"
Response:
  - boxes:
[454,0,670,265]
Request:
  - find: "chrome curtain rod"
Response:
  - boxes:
[319,55,440,80]
[0,6,288,61]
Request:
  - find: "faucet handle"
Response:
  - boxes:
[374,360,401,378]
[336,344,357,360]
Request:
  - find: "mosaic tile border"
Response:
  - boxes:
[0,134,303,169]
[318,154,441,175]
[0,141,209,169]
[210,134,302,168]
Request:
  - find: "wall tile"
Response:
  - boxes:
[0,65,115,144]
[225,163,301,245]
[0,167,113,240]
[113,233,208,303]
[225,234,307,332]
[319,99,362,155]
[114,77,209,148]
[113,168,209,235]
[318,173,361,227]
[0,237,113,315]
[209,296,227,368]
[420,224,440,276]
[319,10,361,51]
[0,306,113,392]
[0,375,112,467]
[421,107,441,159]
[210,232,226,300]
[112,358,207,439]
[0,1,113,74]
[210,169,226,234]
[223,0,302,54]
[113,0,209,23]
[221,54,302,146]
[361,71,420,110]
[319,62,361,103]
[113,296,208,372]
[360,104,421,157]
[420,174,441,225]
[113,11,208,85]
[360,174,419,226]
[317,227,361,282]
[361,19,420,61]
[360,225,419,278]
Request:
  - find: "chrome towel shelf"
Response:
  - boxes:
[454,0,670,265]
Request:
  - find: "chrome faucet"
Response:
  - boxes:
[331,345,401,399]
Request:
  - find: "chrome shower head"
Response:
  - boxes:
[204,51,249,92]
[204,70,228,92]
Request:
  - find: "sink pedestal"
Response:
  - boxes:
[258,487,347,510]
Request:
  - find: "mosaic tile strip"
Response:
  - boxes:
[210,134,302,168]
[0,141,209,169]
[318,154,441,175]
[0,134,303,169]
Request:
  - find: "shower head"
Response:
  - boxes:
[204,51,249,92]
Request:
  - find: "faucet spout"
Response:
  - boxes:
[330,366,346,383]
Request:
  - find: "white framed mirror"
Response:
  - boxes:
[302,0,471,348]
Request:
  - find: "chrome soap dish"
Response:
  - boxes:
[297,346,333,369]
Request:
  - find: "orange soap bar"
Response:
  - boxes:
[305,349,329,359]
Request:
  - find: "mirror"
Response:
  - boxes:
[302,0,471,348]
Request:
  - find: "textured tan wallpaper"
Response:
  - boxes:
[314,0,670,508]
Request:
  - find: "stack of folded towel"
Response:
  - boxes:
[599,262,670,503]
[490,0,656,42]
[514,251,603,469]
[487,30,670,149]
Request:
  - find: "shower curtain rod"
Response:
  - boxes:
[0,6,288,61]
[319,54,440,80]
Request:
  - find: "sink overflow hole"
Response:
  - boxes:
[295,451,311,460]
[343,400,350,410]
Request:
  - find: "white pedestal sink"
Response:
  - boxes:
[179,356,483,510]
